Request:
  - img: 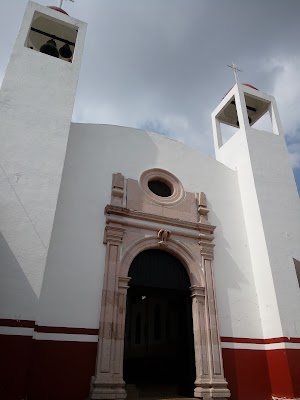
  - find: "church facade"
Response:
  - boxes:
[0,3,300,400]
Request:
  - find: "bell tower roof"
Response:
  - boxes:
[48,6,69,15]
[223,83,258,99]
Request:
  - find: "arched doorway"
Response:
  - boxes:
[90,175,230,400]
[123,249,196,397]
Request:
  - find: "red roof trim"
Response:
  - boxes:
[223,83,259,99]
[48,6,69,15]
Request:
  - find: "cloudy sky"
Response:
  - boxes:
[1,0,299,193]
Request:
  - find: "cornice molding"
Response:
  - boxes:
[105,205,216,234]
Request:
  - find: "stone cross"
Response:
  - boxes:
[227,61,242,84]
[58,0,74,8]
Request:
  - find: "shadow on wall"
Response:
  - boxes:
[40,124,163,330]
[208,203,260,337]
[23,125,162,400]
[210,211,271,400]
[0,232,38,400]
[0,232,38,317]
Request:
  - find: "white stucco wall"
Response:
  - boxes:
[37,124,262,339]
[0,2,86,320]
[217,126,300,338]
[213,84,300,339]
[247,128,300,338]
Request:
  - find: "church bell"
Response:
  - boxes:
[236,116,252,127]
[40,39,59,58]
[59,43,73,59]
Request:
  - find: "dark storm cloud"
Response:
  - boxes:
[1,0,300,190]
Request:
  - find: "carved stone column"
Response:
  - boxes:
[191,285,212,397]
[196,240,230,399]
[90,224,128,400]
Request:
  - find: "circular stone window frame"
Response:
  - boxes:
[140,168,185,206]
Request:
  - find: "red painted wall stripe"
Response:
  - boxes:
[0,319,35,328]
[1,334,300,399]
[0,319,98,335]
[1,319,300,344]
[221,336,300,344]
[34,325,99,335]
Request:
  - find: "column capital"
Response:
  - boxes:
[118,276,131,291]
[103,224,125,244]
[190,285,205,299]
[199,240,215,260]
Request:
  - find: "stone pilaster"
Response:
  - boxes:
[191,285,212,396]
[91,224,127,400]
[196,240,230,400]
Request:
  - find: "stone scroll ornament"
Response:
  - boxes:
[157,229,171,246]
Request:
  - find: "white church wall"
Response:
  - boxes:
[37,124,263,339]
[216,121,300,339]
[217,128,284,338]
[0,2,86,320]
[246,128,300,338]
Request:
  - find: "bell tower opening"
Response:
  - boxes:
[212,83,283,151]
[26,10,78,62]
[124,249,196,398]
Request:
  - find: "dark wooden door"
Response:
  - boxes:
[123,250,195,396]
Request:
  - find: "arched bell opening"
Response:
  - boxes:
[123,249,196,398]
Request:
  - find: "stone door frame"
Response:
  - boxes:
[90,173,230,400]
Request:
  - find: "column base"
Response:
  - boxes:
[90,378,126,400]
[194,381,231,399]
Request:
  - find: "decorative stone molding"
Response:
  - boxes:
[119,236,203,288]
[157,229,171,246]
[103,224,124,245]
[190,285,205,299]
[197,192,209,224]
[140,168,185,205]
[111,173,124,206]
[199,240,215,260]
[90,172,230,400]
[105,204,214,234]
[199,233,214,241]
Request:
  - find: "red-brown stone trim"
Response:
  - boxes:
[111,173,125,207]
[140,168,185,205]
[90,172,230,400]
[197,192,209,224]
[105,204,215,233]
[119,235,204,287]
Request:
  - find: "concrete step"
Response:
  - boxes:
[126,384,193,400]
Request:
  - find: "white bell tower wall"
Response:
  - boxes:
[211,84,300,339]
[0,1,86,320]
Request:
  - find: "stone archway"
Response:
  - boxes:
[124,249,195,396]
[90,172,230,400]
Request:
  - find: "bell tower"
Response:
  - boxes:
[0,2,86,319]
[212,83,300,397]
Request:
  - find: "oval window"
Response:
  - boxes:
[148,179,172,197]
